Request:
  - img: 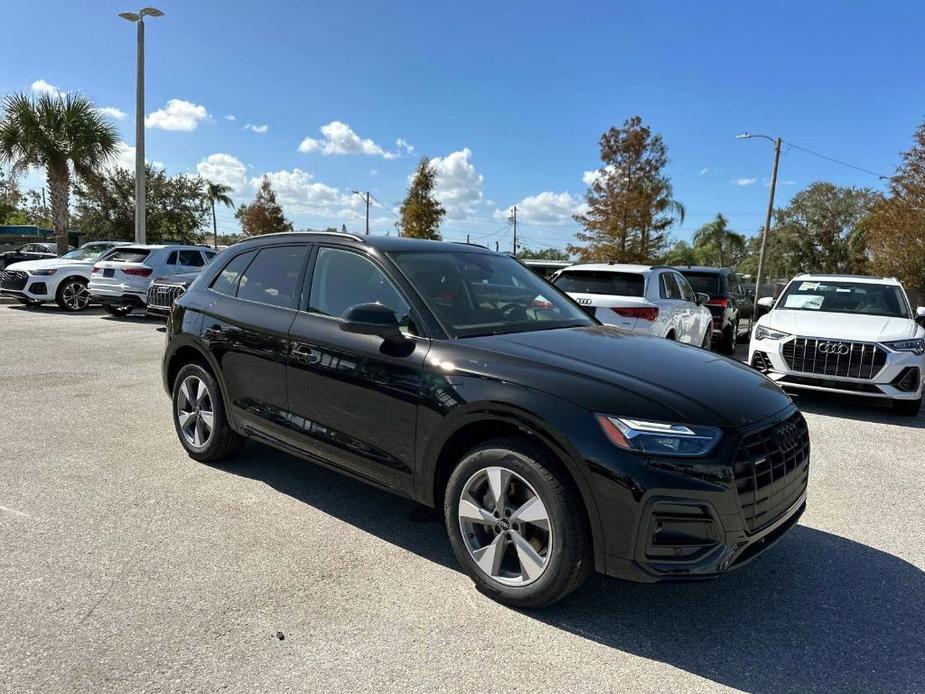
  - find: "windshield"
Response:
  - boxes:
[678,271,721,295]
[778,280,910,318]
[553,270,645,297]
[61,244,115,261]
[390,250,593,337]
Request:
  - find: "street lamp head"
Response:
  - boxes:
[736,132,751,139]
[119,11,140,21]
[140,7,164,17]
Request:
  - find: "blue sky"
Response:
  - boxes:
[3,1,924,252]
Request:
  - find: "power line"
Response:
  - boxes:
[783,141,889,179]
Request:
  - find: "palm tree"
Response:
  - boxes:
[203,180,234,249]
[0,92,119,254]
[692,213,742,267]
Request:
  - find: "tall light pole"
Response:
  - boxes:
[737,132,782,324]
[119,7,164,245]
[352,190,370,234]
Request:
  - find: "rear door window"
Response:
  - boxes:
[178,250,206,267]
[674,272,696,303]
[211,251,255,296]
[659,272,683,300]
[236,245,309,309]
[553,270,645,297]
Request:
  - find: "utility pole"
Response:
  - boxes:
[353,190,370,235]
[120,7,164,245]
[466,234,470,243]
[509,205,518,254]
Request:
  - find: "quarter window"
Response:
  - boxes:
[309,247,411,323]
[236,245,309,309]
[210,251,255,296]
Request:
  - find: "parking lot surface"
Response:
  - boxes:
[1,303,923,693]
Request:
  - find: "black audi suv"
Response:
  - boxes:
[162,232,809,608]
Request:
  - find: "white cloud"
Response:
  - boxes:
[298,120,396,158]
[224,114,237,121]
[582,165,621,187]
[31,79,63,97]
[396,138,415,156]
[369,169,378,176]
[429,148,484,219]
[732,177,757,186]
[244,123,269,134]
[196,153,248,193]
[145,99,210,131]
[493,192,582,226]
[765,179,796,186]
[252,168,363,219]
[97,106,127,120]
[107,142,164,172]
[699,167,709,175]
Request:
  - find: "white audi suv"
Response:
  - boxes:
[551,263,713,347]
[749,273,925,415]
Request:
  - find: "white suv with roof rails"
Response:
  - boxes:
[551,263,713,347]
[0,241,130,311]
[749,273,925,415]
[88,244,216,316]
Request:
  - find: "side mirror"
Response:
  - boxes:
[757,296,774,309]
[746,288,756,299]
[696,292,710,305]
[916,306,925,328]
[340,303,403,341]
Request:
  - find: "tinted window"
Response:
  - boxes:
[675,273,696,303]
[107,249,151,263]
[553,270,645,297]
[659,272,683,300]
[203,251,216,261]
[391,250,592,338]
[211,251,255,296]
[236,245,308,309]
[178,250,205,267]
[679,271,721,295]
[310,248,410,320]
[165,251,179,265]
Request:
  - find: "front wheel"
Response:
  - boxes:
[103,303,134,317]
[444,438,591,609]
[55,278,91,311]
[892,397,922,417]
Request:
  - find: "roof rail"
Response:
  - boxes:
[302,231,366,242]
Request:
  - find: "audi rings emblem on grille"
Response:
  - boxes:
[817,342,850,355]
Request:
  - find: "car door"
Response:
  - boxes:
[728,272,752,335]
[20,244,41,262]
[675,271,708,345]
[656,271,686,340]
[200,244,309,441]
[286,245,430,493]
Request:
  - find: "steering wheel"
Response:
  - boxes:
[499,302,528,321]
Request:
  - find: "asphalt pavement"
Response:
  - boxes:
[0,303,922,693]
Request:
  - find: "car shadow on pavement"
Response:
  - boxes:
[791,391,925,429]
[7,304,107,316]
[215,441,924,693]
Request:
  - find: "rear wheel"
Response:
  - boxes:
[444,437,591,609]
[103,303,134,317]
[892,397,922,417]
[171,363,245,462]
[718,324,736,355]
[700,328,712,350]
[55,278,91,312]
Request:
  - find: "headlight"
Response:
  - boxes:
[28,268,58,276]
[882,338,925,355]
[596,415,722,457]
[755,325,790,341]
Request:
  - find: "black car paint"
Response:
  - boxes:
[0,243,58,268]
[164,233,805,582]
[676,267,753,339]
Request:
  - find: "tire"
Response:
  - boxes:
[700,328,712,350]
[103,303,134,317]
[16,298,42,307]
[55,277,91,312]
[718,325,736,355]
[171,363,245,462]
[444,437,592,609]
[892,397,922,417]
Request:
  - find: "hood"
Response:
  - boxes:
[461,325,792,428]
[5,257,91,272]
[153,271,201,285]
[764,309,919,341]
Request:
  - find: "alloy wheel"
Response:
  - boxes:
[176,376,214,448]
[62,281,90,310]
[458,466,552,586]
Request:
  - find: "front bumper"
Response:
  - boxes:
[587,406,809,582]
[749,335,924,400]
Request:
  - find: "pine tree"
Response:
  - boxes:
[397,157,445,239]
[570,116,684,263]
[235,177,293,236]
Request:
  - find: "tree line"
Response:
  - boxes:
[1,90,923,299]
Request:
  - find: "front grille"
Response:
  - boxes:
[146,283,186,309]
[778,375,881,393]
[0,270,28,291]
[733,411,810,532]
[782,337,886,380]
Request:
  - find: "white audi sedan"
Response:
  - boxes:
[749,273,925,415]
[551,263,713,347]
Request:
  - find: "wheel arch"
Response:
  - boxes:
[163,338,230,413]
[421,407,607,574]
